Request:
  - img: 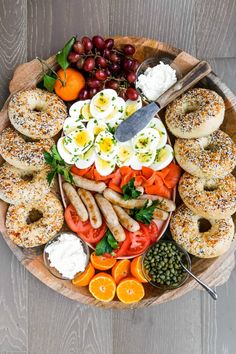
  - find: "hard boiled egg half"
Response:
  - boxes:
[116,142,134,167]
[95,131,118,161]
[95,156,116,176]
[132,128,159,153]
[148,118,167,149]
[90,89,117,119]
[151,145,174,171]
[124,96,142,118]
[57,137,74,164]
[64,128,94,155]
[74,146,96,169]
[69,100,93,122]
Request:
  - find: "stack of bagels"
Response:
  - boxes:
[165,88,236,258]
[0,88,67,247]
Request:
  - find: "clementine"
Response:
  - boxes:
[54,67,85,101]
[90,252,116,270]
[130,256,148,283]
[116,277,145,304]
[112,259,130,284]
[72,262,95,287]
[89,273,116,302]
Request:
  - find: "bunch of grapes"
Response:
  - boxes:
[67,35,140,100]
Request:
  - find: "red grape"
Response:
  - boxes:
[103,49,110,58]
[96,56,107,68]
[92,35,105,50]
[109,52,120,63]
[131,59,140,72]
[82,36,93,51]
[122,58,133,71]
[76,57,85,69]
[95,69,108,81]
[73,40,85,54]
[68,51,80,63]
[104,38,114,50]
[126,71,137,83]
[87,78,101,88]
[83,57,95,72]
[89,87,98,98]
[126,87,138,100]
[109,63,120,73]
[106,79,119,90]
[104,67,111,76]
[79,88,89,100]
[123,44,135,56]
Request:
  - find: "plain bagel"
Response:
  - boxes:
[0,126,54,171]
[178,172,236,219]
[170,204,234,258]
[0,162,51,205]
[165,88,225,138]
[174,130,236,179]
[6,192,64,248]
[8,88,67,139]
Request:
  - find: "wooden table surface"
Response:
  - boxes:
[0,1,236,353]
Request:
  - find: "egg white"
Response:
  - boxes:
[150,144,174,171]
[69,100,93,121]
[116,142,134,167]
[124,96,142,118]
[103,97,126,125]
[132,128,159,153]
[63,117,85,135]
[64,128,94,155]
[95,131,118,161]
[87,119,108,138]
[90,89,117,119]
[57,137,75,164]
[130,149,156,170]
[95,155,116,176]
[74,146,96,169]
[148,118,167,149]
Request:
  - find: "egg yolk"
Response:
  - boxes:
[99,137,113,153]
[94,126,106,136]
[118,146,132,162]
[137,152,153,163]
[155,148,167,162]
[98,158,112,168]
[106,106,118,121]
[136,136,149,149]
[75,130,90,147]
[81,103,92,120]
[94,94,110,112]
[125,104,137,117]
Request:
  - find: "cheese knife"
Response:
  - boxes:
[115,60,211,142]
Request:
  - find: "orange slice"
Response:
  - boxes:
[90,252,116,270]
[116,277,145,304]
[130,256,148,283]
[72,262,95,287]
[89,273,116,302]
[112,259,131,284]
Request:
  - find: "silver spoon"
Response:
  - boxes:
[180,260,218,300]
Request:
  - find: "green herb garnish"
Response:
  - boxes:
[122,178,141,201]
[44,145,73,185]
[130,200,159,225]
[95,229,118,256]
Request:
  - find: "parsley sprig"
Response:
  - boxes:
[130,200,159,225]
[95,229,118,256]
[44,145,73,185]
[122,178,141,201]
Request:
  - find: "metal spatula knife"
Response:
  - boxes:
[115,60,211,142]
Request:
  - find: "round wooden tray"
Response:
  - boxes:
[0,36,235,309]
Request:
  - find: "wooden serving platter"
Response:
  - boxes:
[0,36,236,309]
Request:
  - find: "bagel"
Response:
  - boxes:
[165,88,225,138]
[179,172,236,219]
[8,88,67,139]
[174,130,236,178]
[0,162,51,205]
[0,127,54,171]
[170,204,234,258]
[6,192,64,248]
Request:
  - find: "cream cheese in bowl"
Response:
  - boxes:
[136,61,177,101]
[44,232,89,280]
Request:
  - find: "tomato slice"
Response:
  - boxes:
[126,226,151,256]
[141,221,159,244]
[114,232,131,257]
[64,204,107,243]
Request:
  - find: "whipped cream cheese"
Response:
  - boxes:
[45,233,87,279]
[136,61,177,101]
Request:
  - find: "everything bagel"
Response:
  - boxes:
[8,88,67,139]
[0,127,54,171]
[170,204,234,258]
[165,88,225,139]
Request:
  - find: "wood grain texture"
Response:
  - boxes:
[208,58,236,94]
[110,0,196,55]
[27,0,109,61]
[0,0,27,109]
[196,0,236,58]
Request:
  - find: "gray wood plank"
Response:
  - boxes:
[112,291,202,354]
[0,0,28,108]
[0,237,28,352]
[27,0,110,61]
[196,0,236,58]
[207,58,236,94]
[110,0,196,55]
[28,273,113,354]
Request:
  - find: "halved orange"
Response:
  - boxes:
[90,252,116,270]
[89,273,116,302]
[116,277,145,304]
[72,262,95,287]
[112,259,130,284]
[130,256,148,283]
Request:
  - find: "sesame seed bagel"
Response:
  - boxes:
[8,88,67,139]
[179,172,236,219]
[0,127,54,171]
[6,192,64,248]
[165,88,225,138]
[174,130,236,178]
[170,204,234,258]
[0,162,51,205]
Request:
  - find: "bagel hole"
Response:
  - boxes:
[182,101,199,114]
[26,209,43,224]
[198,218,212,233]
[203,143,218,152]
[32,103,47,113]
[204,180,218,192]
[22,174,33,182]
